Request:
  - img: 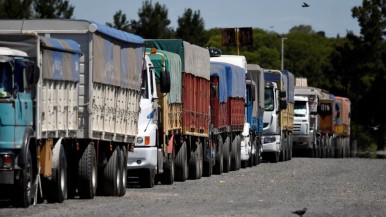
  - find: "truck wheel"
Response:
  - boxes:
[222,137,231,173]
[280,143,286,162]
[189,141,201,180]
[198,142,203,179]
[175,141,188,182]
[118,146,127,196]
[213,136,223,175]
[13,149,33,208]
[203,142,213,177]
[78,143,97,199]
[236,136,241,170]
[230,136,238,171]
[253,141,260,166]
[160,150,175,185]
[103,148,120,196]
[47,144,67,203]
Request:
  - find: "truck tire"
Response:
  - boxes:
[175,141,188,182]
[47,144,67,203]
[189,141,201,180]
[222,137,231,173]
[198,142,203,179]
[103,148,120,196]
[203,141,213,177]
[160,151,175,185]
[13,149,33,208]
[78,143,97,199]
[236,136,241,170]
[230,136,238,171]
[118,146,127,196]
[252,140,260,166]
[213,136,223,175]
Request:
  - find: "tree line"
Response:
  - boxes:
[1,0,385,151]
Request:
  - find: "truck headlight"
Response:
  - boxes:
[136,137,144,144]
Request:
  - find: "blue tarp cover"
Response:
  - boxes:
[210,62,228,103]
[210,61,246,99]
[90,21,144,45]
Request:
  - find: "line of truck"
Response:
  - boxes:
[0,19,351,207]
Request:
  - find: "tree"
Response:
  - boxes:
[175,8,208,46]
[350,0,386,151]
[0,0,33,19]
[106,10,131,32]
[130,0,174,39]
[33,0,74,19]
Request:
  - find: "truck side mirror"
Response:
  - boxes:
[279,99,287,110]
[160,70,170,93]
[279,91,286,98]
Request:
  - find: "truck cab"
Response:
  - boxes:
[127,51,171,188]
[0,47,36,206]
[293,95,312,154]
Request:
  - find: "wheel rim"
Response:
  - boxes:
[92,164,97,190]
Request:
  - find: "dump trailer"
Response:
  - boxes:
[0,33,82,207]
[244,64,265,167]
[0,20,145,201]
[333,96,351,158]
[210,54,247,173]
[262,70,294,162]
[126,49,175,188]
[145,39,211,180]
[294,81,336,158]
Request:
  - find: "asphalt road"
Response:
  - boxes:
[1,157,385,217]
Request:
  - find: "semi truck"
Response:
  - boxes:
[293,78,351,158]
[144,39,212,181]
[0,33,82,207]
[0,20,145,205]
[333,96,351,158]
[244,64,265,167]
[294,82,335,157]
[262,70,294,163]
[126,48,178,188]
[209,53,247,172]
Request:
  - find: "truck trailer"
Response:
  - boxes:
[0,20,145,205]
[210,54,247,172]
[244,64,265,167]
[262,70,294,163]
[144,39,212,181]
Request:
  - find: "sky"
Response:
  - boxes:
[68,0,363,38]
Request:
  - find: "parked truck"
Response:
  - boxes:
[333,96,351,158]
[0,33,82,207]
[209,52,247,172]
[0,20,145,205]
[294,82,335,157]
[243,64,265,167]
[126,48,179,187]
[143,39,212,181]
[262,70,294,163]
[293,78,351,158]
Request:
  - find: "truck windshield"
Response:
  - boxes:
[264,88,274,111]
[295,101,307,117]
[0,61,13,98]
[141,69,149,99]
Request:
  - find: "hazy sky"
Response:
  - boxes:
[69,0,363,38]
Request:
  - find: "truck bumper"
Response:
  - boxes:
[240,138,251,161]
[127,147,157,170]
[262,135,280,153]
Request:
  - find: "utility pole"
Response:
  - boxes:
[281,37,287,71]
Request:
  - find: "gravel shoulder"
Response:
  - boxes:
[1,158,385,217]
